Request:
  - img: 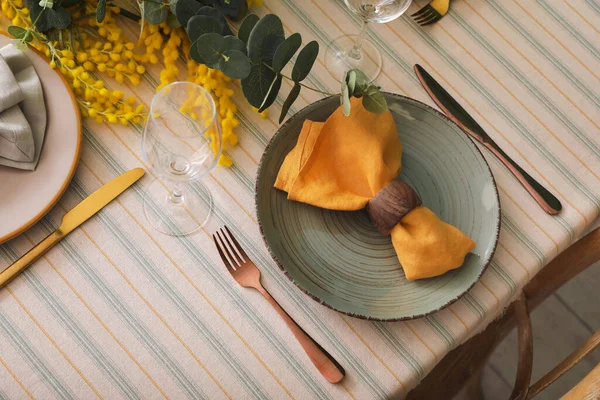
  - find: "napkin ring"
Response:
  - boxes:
[366,179,422,235]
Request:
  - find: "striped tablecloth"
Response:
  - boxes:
[1,0,599,398]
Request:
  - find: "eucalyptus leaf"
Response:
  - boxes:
[8,26,32,42]
[219,0,247,21]
[60,0,81,7]
[223,35,245,52]
[196,6,230,35]
[272,32,301,73]
[238,13,258,45]
[47,7,71,29]
[262,34,283,63]
[192,32,225,64]
[291,40,318,82]
[187,15,221,42]
[167,13,181,28]
[258,75,281,112]
[362,89,387,114]
[279,82,300,123]
[241,63,277,108]
[349,69,369,96]
[247,14,284,63]
[143,0,167,24]
[175,0,202,27]
[219,49,251,79]
[24,0,50,32]
[96,0,106,22]
[342,84,351,116]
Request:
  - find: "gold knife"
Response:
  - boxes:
[0,168,145,289]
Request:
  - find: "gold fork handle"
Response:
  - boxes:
[256,286,345,383]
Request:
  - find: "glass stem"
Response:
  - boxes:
[169,183,185,206]
[347,20,368,60]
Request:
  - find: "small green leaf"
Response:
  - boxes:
[187,15,221,42]
[143,0,167,24]
[279,82,300,123]
[47,7,71,29]
[191,33,225,64]
[169,0,178,13]
[7,26,30,41]
[223,35,245,52]
[342,84,351,116]
[291,40,318,82]
[175,0,202,27]
[362,88,388,114]
[272,32,301,73]
[96,0,106,22]
[238,13,259,45]
[247,14,284,63]
[219,49,251,79]
[241,63,277,108]
[349,69,369,96]
[346,70,356,94]
[31,30,45,42]
[167,13,181,28]
[258,75,282,112]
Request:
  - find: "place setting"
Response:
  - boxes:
[1,0,597,398]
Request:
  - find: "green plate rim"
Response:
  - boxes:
[255,92,501,321]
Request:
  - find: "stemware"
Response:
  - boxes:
[142,81,222,236]
[324,0,412,82]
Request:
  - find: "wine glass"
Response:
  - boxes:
[324,0,412,82]
[142,81,222,236]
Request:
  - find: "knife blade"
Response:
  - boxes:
[414,64,562,215]
[0,168,145,289]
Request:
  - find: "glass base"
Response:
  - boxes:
[143,179,213,236]
[324,34,383,83]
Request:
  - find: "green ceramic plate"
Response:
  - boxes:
[256,93,500,321]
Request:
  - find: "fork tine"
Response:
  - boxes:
[414,8,435,23]
[213,234,235,272]
[411,4,431,18]
[216,228,243,268]
[420,14,441,25]
[223,226,249,262]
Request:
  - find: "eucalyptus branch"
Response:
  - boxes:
[118,7,142,22]
[263,63,339,96]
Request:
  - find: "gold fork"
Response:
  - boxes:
[213,226,345,384]
[411,0,450,26]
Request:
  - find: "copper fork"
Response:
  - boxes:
[411,0,451,26]
[213,226,345,384]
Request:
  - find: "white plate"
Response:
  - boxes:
[0,34,81,243]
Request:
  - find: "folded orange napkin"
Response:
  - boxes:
[275,98,475,280]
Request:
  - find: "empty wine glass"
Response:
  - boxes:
[142,81,222,236]
[325,0,412,82]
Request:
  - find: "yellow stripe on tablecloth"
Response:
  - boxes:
[6,287,104,400]
[0,355,36,400]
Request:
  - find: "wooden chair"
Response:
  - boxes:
[406,227,600,400]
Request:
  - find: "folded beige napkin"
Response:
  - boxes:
[0,44,46,171]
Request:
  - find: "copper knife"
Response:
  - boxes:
[414,64,562,215]
[0,168,145,289]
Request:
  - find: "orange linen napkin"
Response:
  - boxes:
[275,98,475,280]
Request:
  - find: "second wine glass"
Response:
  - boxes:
[324,0,412,82]
[142,81,222,236]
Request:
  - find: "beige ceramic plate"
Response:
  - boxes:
[0,33,81,244]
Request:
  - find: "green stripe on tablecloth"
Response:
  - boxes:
[82,126,336,399]
[83,123,388,398]
[32,217,208,400]
[371,322,425,379]
[501,216,546,267]
[1,244,143,400]
[0,387,8,400]
[585,0,600,14]
[330,2,600,211]
[485,0,600,109]
[0,293,76,399]
[536,1,600,61]
[489,262,517,297]
[447,9,600,160]
[424,317,456,348]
